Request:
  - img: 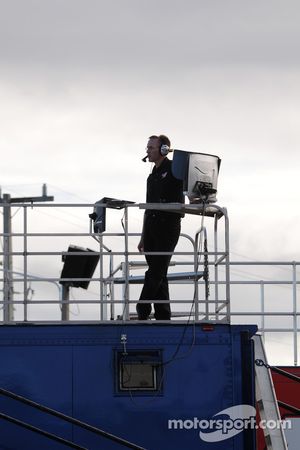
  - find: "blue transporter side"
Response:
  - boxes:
[0,323,257,450]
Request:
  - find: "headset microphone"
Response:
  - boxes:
[142,155,148,162]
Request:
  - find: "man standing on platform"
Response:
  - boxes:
[136,135,184,320]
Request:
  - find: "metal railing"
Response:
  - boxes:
[0,201,230,324]
[0,201,299,362]
[0,386,146,449]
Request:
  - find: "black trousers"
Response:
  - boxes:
[136,214,181,320]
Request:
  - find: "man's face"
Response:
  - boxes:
[146,137,164,164]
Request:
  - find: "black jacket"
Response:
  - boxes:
[146,158,184,218]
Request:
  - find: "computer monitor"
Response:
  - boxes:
[172,150,221,203]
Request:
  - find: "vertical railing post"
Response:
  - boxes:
[223,208,230,323]
[103,283,108,320]
[292,261,298,366]
[99,234,104,321]
[23,206,28,322]
[109,253,115,320]
[260,281,265,342]
[3,194,13,323]
[194,232,199,321]
[123,206,130,321]
[203,227,209,320]
[214,214,219,320]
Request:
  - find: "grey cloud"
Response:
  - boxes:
[0,0,300,72]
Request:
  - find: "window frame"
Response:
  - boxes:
[114,349,164,396]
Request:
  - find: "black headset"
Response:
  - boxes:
[158,135,171,156]
[160,144,170,156]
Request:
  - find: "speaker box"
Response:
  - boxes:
[60,245,99,289]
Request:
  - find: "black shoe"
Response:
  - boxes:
[136,303,151,320]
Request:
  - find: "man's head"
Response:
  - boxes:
[146,135,171,166]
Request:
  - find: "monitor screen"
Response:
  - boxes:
[172,150,221,203]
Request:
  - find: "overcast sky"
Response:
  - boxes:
[1,0,299,255]
[0,1,300,364]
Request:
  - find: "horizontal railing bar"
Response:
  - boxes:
[224,281,300,285]
[0,272,300,285]
[0,202,139,207]
[210,312,300,316]
[229,261,300,266]
[161,279,300,285]
[0,251,222,256]
[0,412,87,450]
[218,312,300,316]
[1,277,205,283]
[257,328,300,333]
[0,251,298,267]
[0,201,215,210]
[0,300,227,305]
[0,233,140,237]
[0,300,299,315]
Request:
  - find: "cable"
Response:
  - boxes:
[69,289,81,316]
[47,184,91,203]
[196,200,208,269]
[119,353,166,408]
[161,201,210,367]
[122,203,208,372]
[163,302,197,367]
[36,208,87,230]
[118,301,197,410]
